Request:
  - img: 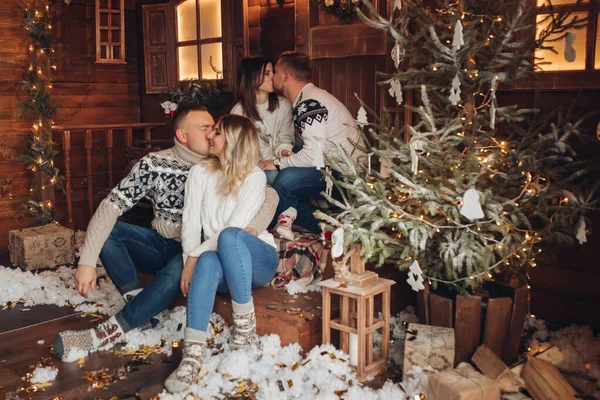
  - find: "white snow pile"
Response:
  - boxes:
[0,265,124,316]
[30,366,59,383]
[284,279,322,295]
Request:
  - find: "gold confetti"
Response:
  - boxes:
[304,296,312,300]
[337,283,348,288]
[277,380,285,392]
[287,379,294,388]
[302,359,311,366]
[172,339,180,348]
[329,353,337,360]
[335,389,348,397]
[291,361,298,371]
[313,383,321,394]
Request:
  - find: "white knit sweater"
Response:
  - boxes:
[231,96,295,160]
[181,165,276,262]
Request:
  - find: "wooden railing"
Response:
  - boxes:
[52,123,166,229]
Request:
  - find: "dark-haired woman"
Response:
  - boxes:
[231,57,294,185]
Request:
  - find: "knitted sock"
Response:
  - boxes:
[164,328,207,393]
[275,207,297,241]
[231,299,257,346]
[53,315,125,359]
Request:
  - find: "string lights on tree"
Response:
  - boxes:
[316,0,598,295]
[16,1,63,224]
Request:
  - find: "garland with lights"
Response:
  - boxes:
[318,0,598,293]
[312,0,361,20]
[16,1,63,224]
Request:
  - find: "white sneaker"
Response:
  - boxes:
[274,207,297,241]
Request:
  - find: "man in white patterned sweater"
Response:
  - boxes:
[263,51,364,239]
[54,105,278,358]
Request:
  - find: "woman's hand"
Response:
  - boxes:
[76,265,97,298]
[280,149,293,157]
[244,226,258,236]
[180,256,198,297]
[259,160,277,171]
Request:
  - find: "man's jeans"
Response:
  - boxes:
[186,227,279,332]
[99,221,183,332]
[270,167,340,233]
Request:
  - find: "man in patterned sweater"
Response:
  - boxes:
[263,51,364,239]
[54,105,278,358]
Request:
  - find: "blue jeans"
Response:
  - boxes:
[265,170,278,186]
[186,227,279,332]
[99,221,184,332]
[270,167,340,233]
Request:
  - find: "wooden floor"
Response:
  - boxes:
[0,303,179,399]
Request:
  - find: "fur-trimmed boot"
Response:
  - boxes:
[164,328,206,393]
[231,300,257,346]
[53,315,125,358]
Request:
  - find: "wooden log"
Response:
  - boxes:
[521,357,577,400]
[503,285,530,365]
[454,295,482,365]
[472,345,522,392]
[429,293,453,328]
[482,297,513,356]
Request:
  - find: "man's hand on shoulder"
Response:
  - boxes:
[75,265,97,298]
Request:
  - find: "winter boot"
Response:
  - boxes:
[53,315,125,358]
[274,207,297,241]
[164,328,206,393]
[231,300,257,346]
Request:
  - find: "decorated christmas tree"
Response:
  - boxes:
[318,0,598,293]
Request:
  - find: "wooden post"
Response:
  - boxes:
[61,130,73,229]
[430,293,453,328]
[144,126,152,148]
[84,129,93,217]
[321,287,331,345]
[503,285,530,365]
[106,128,113,188]
[340,295,349,354]
[454,295,482,365]
[366,295,374,365]
[483,297,513,356]
[125,127,133,148]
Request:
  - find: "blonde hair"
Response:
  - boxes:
[207,114,260,196]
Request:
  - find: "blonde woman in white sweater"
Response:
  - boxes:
[165,114,278,393]
[231,57,295,185]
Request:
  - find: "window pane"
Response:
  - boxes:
[199,0,222,39]
[177,0,197,42]
[179,45,199,80]
[201,42,222,80]
[596,14,600,69]
[535,12,587,71]
[536,0,587,6]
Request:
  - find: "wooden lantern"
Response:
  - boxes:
[319,244,395,380]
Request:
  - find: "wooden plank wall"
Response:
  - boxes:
[498,90,600,329]
[0,0,141,249]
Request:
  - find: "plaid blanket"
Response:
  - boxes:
[270,232,331,289]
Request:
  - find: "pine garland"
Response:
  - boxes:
[312,0,361,20]
[319,0,599,293]
[16,1,62,224]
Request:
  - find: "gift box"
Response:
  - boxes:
[9,223,74,270]
[403,323,455,378]
[428,362,501,400]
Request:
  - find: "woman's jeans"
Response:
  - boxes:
[186,227,279,332]
[99,221,184,332]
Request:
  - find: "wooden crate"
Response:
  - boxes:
[418,282,529,365]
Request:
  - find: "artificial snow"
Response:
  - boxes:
[284,279,321,295]
[30,366,58,383]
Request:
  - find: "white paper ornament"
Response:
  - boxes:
[388,78,403,105]
[449,75,461,105]
[576,217,587,245]
[357,105,368,126]
[564,32,577,62]
[406,260,425,292]
[391,42,403,69]
[331,228,345,258]
[325,167,333,197]
[311,138,325,170]
[460,189,484,220]
[409,140,424,175]
[452,20,464,51]
[394,0,402,11]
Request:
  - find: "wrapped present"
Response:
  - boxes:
[9,223,74,270]
[428,362,501,400]
[403,323,455,378]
